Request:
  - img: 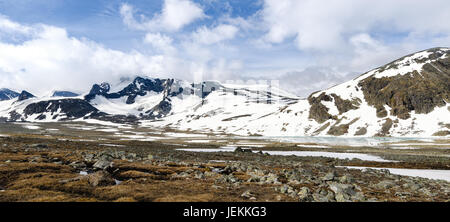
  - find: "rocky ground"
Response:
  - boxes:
[0,132,449,202]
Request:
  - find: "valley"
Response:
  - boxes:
[0,122,449,202]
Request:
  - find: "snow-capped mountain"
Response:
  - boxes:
[0,48,449,137]
[0,88,20,101]
[52,91,80,97]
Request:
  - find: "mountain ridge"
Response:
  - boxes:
[0,47,449,137]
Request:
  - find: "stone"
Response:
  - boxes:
[30,144,48,149]
[329,183,356,202]
[275,195,283,201]
[93,160,113,170]
[69,161,87,169]
[194,171,205,179]
[339,174,355,183]
[402,182,422,191]
[375,180,396,189]
[322,171,337,181]
[234,147,252,153]
[298,187,312,202]
[241,190,255,199]
[87,171,115,187]
[280,185,290,194]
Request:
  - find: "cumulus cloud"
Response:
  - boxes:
[0,17,182,95]
[260,0,450,52]
[144,32,176,54]
[0,15,32,35]
[2,1,450,98]
[120,0,206,32]
[0,15,244,96]
[191,24,239,45]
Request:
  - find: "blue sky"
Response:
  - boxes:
[0,0,450,97]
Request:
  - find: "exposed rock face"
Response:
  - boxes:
[0,88,19,101]
[304,47,449,136]
[85,77,167,104]
[330,94,359,114]
[358,49,449,120]
[0,48,448,137]
[308,92,334,123]
[376,118,393,137]
[23,99,100,120]
[17,91,35,101]
[327,118,359,136]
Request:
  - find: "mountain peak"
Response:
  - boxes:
[17,90,35,101]
[52,91,80,97]
[0,88,20,101]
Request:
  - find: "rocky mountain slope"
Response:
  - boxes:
[0,48,449,137]
[0,89,19,101]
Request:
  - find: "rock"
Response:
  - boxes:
[147,154,154,160]
[30,144,48,149]
[84,153,95,162]
[395,191,412,198]
[322,171,337,181]
[234,147,252,153]
[247,175,260,183]
[298,187,312,202]
[87,171,115,187]
[93,160,113,170]
[211,185,222,190]
[194,171,205,179]
[329,183,356,202]
[312,192,335,202]
[339,174,355,183]
[280,185,290,194]
[375,180,396,189]
[264,173,281,184]
[216,174,239,184]
[69,161,87,169]
[299,169,313,178]
[352,192,366,202]
[126,152,137,160]
[418,188,435,197]
[275,195,283,201]
[204,171,217,177]
[334,192,351,202]
[402,182,422,191]
[241,190,255,199]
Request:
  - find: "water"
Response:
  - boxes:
[239,136,438,147]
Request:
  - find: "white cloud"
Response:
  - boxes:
[0,17,179,95]
[192,24,238,45]
[0,15,245,96]
[144,32,176,54]
[260,0,450,52]
[120,0,206,32]
[0,15,32,35]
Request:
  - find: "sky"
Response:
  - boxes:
[0,0,450,97]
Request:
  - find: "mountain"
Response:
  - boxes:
[0,47,449,137]
[52,91,80,97]
[0,88,20,101]
[17,91,35,101]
